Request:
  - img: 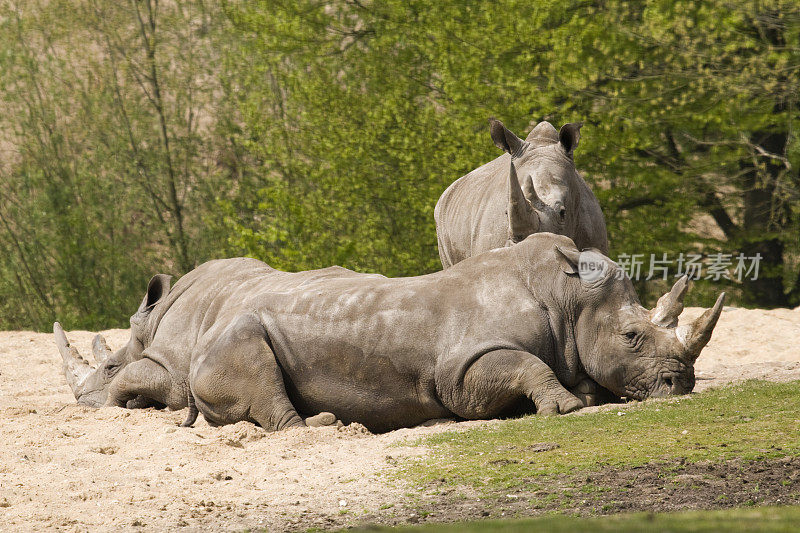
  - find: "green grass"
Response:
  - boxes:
[398,381,800,490]
[355,505,800,532]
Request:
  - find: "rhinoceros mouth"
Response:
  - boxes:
[621,371,663,400]
[623,390,649,401]
[622,369,694,401]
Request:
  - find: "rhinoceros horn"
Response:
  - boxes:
[54,322,95,401]
[507,159,540,241]
[675,292,726,362]
[92,334,113,364]
[650,275,689,328]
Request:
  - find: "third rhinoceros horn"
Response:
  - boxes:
[649,275,724,361]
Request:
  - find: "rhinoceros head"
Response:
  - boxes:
[53,325,125,407]
[489,118,583,245]
[54,274,171,407]
[552,243,725,400]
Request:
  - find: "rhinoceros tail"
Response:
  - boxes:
[181,387,199,427]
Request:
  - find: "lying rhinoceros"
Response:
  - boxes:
[56,234,723,433]
[435,118,608,268]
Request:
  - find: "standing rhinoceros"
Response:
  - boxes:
[434,118,608,268]
[55,234,723,433]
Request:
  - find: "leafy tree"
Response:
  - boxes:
[0,0,226,329]
[220,0,799,306]
[545,0,800,306]
[0,0,797,331]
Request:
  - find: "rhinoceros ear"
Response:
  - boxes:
[489,118,528,158]
[137,274,172,313]
[559,122,583,156]
[554,243,581,275]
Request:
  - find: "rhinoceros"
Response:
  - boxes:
[434,118,608,268]
[55,233,723,433]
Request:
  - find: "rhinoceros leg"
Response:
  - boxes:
[106,358,186,410]
[189,315,335,430]
[447,349,584,418]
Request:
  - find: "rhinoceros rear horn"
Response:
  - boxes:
[92,334,113,364]
[650,275,689,328]
[489,118,528,158]
[54,322,95,401]
[507,159,539,241]
[676,292,726,362]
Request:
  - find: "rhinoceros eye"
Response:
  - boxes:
[104,362,122,376]
[624,331,638,342]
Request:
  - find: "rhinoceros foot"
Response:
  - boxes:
[418,418,456,427]
[571,393,598,407]
[534,387,584,416]
[304,412,338,427]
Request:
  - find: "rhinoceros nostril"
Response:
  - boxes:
[664,377,673,390]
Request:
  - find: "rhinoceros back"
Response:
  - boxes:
[435,156,511,268]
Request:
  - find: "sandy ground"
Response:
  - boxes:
[0,306,798,531]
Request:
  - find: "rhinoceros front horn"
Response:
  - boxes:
[507,159,540,242]
[676,292,726,362]
[650,275,688,328]
[54,322,95,402]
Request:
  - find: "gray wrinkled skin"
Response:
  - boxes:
[55,234,723,433]
[435,119,608,268]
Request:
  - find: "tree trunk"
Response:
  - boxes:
[737,127,790,307]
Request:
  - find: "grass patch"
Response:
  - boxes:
[357,505,800,532]
[399,380,800,490]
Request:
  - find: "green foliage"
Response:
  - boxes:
[220,0,800,306]
[545,0,800,306]
[0,1,798,329]
[399,381,800,488]
[217,0,505,275]
[0,0,227,329]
